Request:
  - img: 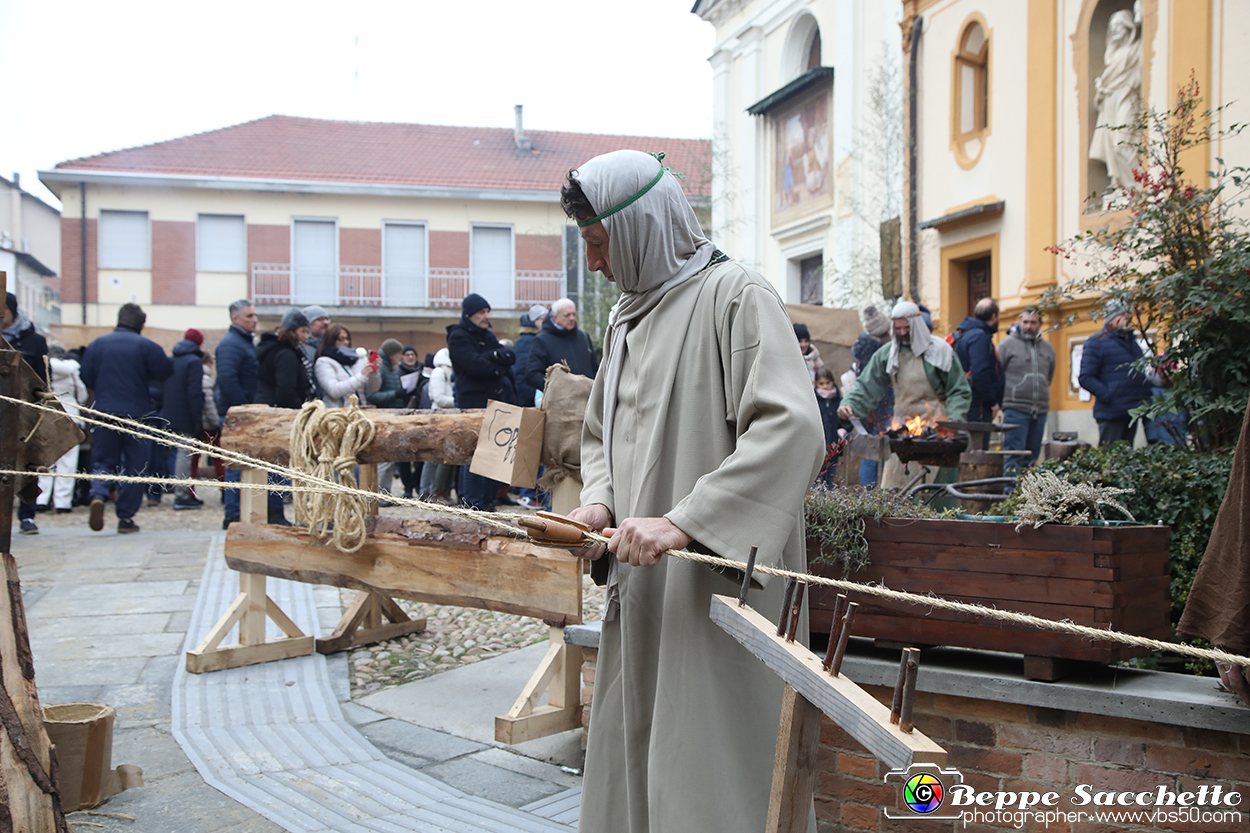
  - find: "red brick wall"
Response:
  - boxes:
[340,227,381,267]
[515,233,561,271]
[248,223,289,266]
[816,685,1249,833]
[430,231,469,268]
[151,220,196,305]
[59,217,97,304]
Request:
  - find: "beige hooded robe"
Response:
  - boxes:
[572,150,825,833]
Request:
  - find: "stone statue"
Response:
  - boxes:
[1089,1,1143,190]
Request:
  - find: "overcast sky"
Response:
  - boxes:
[0,0,715,209]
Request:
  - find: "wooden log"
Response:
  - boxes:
[220,404,483,465]
[224,522,583,625]
[3,345,83,476]
[709,595,945,772]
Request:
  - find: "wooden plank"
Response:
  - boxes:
[765,684,823,833]
[847,565,1168,608]
[709,595,945,773]
[830,541,1123,580]
[314,591,427,654]
[220,404,483,465]
[225,523,583,625]
[850,613,1168,663]
[240,468,267,525]
[185,636,316,674]
[864,519,1168,555]
[494,705,583,745]
[315,618,427,655]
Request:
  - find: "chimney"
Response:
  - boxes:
[514,105,532,152]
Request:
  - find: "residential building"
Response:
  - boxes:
[693,0,903,307]
[38,113,710,356]
[0,173,61,328]
[902,0,1248,440]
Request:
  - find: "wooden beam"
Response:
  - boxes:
[766,684,824,833]
[495,627,582,745]
[315,591,428,655]
[224,523,583,625]
[220,404,483,465]
[708,595,946,772]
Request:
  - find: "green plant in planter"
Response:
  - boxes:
[994,443,1234,654]
[804,486,938,573]
[1010,469,1135,530]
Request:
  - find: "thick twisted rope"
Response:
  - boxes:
[289,399,375,553]
[5,393,1250,669]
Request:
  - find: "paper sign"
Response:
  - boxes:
[469,400,547,487]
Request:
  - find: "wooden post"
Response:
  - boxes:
[766,684,824,833]
[495,626,583,744]
[0,337,69,831]
[185,467,316,674]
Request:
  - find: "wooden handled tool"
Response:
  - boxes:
[516,511,596,546]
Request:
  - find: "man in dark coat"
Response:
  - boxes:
[4,292,48,534]
[79,303,173,533]
[216,299,282,526]
[1078,299,1153,446]
[446,293,516,509]
[952,297,1003,427]
[513,304,547,407]
[160,328,206,510]
[523,297,598,394]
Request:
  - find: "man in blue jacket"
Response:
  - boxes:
[216,299,283,527]
[79,303,173,533]
[952,298,1004,432]
[1078,299,1153,446]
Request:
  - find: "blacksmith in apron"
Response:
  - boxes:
[839,300,972,489]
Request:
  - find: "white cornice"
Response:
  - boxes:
[39,168,711,208]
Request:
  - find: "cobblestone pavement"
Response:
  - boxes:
[22,481,606,700]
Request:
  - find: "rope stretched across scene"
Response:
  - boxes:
[4,391,1249,670]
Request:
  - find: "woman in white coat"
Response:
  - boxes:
[313,324,380,408]
[419,348,457,502]
[37,343,88,512]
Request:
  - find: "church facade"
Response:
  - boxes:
[902,0,1250,439]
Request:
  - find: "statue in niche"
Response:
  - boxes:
[1089,1,1143,191]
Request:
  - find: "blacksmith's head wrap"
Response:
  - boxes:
[569,149,715,487]
[888,299,953,374]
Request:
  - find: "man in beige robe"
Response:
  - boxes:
[562,150,825,832]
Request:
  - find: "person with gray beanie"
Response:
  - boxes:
[301,305,331,397]
[256,309,313,410]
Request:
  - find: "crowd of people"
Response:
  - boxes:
[4,287,604,535]
[6,273,1180,536]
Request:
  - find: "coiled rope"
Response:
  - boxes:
[4,392,1250,670]
[289,399,375,553]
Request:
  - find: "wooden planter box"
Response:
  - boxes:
[808,518,1172,681]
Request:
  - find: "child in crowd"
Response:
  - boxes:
[814,368,843,486]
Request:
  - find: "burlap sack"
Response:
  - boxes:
[42,703,143,810]
[538,364,593,492]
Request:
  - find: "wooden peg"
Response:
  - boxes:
[899,648,920,734]
[738,546,758,607]
[785,582,805,643]
[829,602,859,678]
[777,577,797,637]
[890,649,909,725]
[822,594,848,670]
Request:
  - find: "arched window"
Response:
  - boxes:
[951,16,990,167]
[783,14,822,82]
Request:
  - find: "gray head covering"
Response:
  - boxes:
[888,299,954,374]
[572,149,715,486]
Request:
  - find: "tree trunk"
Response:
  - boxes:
[220,405,484,465]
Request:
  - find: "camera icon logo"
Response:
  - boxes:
[884,763,963,820]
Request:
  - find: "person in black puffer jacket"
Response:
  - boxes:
[446,293,516,509]
[256,309,312,410]
[523,298,598,394]
[1078,299,1153,446]
[160,329,206,509]
[5,292,49,534]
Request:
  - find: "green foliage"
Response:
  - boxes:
[995,443,1234,635]
[1041,77,1250,450]
[805,486,938,573]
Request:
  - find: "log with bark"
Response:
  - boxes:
[220,404,483,465]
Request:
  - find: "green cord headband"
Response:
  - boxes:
[576,152,683,228]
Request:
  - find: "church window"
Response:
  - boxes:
[951,17,990,168]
